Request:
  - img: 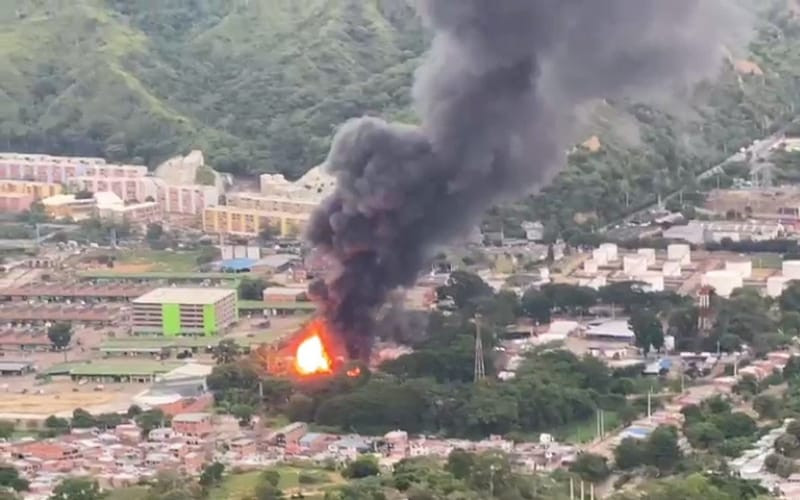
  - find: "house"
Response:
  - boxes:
[269,422,308,450]
[14,441,79,461]
[0,360,34,376]
[172,413,213,437]
[327,435,373,461]
[229,438,257,458]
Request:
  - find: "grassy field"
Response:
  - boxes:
[115,249,203,273]
[208,467,341,500]
[109,486,150,500]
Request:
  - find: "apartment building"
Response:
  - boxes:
[69,176,164,204]
[96,201,161,225]
[160,185,219,216]
[0,193,35,213]
[0,180,63,199]
[132,288,238,336]
[0,153,146,183]
[41,194,98,220]
[227,192,318,216]
[202,205,310,238]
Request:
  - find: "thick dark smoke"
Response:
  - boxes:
[307,0,750,359]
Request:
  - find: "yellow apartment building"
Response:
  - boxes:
[0,180,63,199]
[202,206,309,238]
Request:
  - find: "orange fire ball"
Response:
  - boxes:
[295,334,332,375]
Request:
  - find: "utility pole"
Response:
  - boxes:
[570,477,574,500]
[647,388,652,421]
[474,314,485,383]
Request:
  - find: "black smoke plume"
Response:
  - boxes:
[307,0,750,359]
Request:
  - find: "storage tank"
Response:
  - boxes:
[599,243,618,262]
[701,270,743,298]
[667,244,691,265]
[623,255,649,277]
[662,261,682,277]
[640,272,665,292]
[583,259,599,274]
[783,261,800,280]
[767,276,792,298]
[637,248,657,266]
[592,248,609,266]
[725,260,752,279]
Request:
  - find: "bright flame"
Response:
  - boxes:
[295,335,332,375]
[346,367,361,378]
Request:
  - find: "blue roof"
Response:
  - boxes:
[299,432,323,446]
[220,258,257,271]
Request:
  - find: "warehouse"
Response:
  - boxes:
[132,288,238,336]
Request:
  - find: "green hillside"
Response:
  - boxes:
[0,0,423,176]
[2,0,800,233]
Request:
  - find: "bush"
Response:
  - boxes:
[298,471,326,485]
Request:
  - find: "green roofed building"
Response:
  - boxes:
[132,288,237,336]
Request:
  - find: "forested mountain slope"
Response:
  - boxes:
[1,0,800,232]
[0,0,423,176]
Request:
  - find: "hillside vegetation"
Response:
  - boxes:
[1,0,800,232]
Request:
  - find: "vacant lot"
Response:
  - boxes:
[115,249,202,273]
[209,467,342,500]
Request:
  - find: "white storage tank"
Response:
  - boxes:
[592,248,609,266]
[702,270,743,298]
[599,243,618,262]
[640,272,665,292]
[767,276,792,298]
[725,260,752,279]
[637,248,657,266]
[623,255,649,277]
[783,261,800,280]
[667,244,691,265]
[663,261,682,277]
[583,259,599,274]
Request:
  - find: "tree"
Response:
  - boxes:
[520,289,551,324]
[668,306,700,350]
[71,409,96,429]
[685,422,724,449]
[44,415,70,433]
[260,225,279,243]
[196,245,221,265]
[145,223,163,243]
[787,419,800,438]
[542,283,597,313]
[212,340,241,365]
[644,426,682,473]
[775,433,800,456]
[342,455,381,479]
[614,437,645,470]
[753,394,781,419]
[286,394,315,422]
[445,449,475,480]
[134,409,168,437]
[145,470,202,500]
[0,420,14,439]
[436,271,493,312]
[255,470,283,500]
[238,278,267,301]
[0,465,29,492]
[49,477,102,500]
[231,404,254,426]
[199,462,225,489]
[47,323,73,351]
[780,282,800,313]
[570,453,611,483]
[126,405,142,418]
[629,309,663,356]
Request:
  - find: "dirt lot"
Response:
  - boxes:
[0,379,144,418]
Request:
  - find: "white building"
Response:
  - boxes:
[637,248,656,266]
[623,255,649,277]
[702,270,743,298]
[767,276,793,298]
[667,244,691,265]
[662,261,682,277]
[783,261,800,280]
[725,259,753,279]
